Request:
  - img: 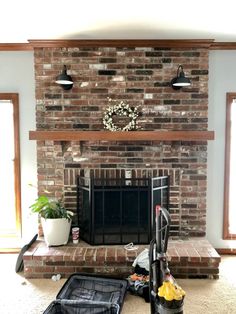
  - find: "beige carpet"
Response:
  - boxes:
[0,254,236,313]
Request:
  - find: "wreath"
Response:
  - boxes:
[103,100,140,132]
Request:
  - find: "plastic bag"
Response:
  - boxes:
[132,248,149,271]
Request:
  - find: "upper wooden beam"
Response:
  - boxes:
[29,130,215,142]
[1,40,236,51]
[0,43,32,51]
[210,42,236,50]
[28,39,214,49]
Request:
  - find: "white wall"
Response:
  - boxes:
[0,52,38,241]
[208,50,236,248]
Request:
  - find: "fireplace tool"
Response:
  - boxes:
[149,205,185,314]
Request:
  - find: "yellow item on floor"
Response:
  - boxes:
[158,278,185,301]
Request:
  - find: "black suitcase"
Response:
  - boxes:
[43,274,128,314]
[43,300,120,314]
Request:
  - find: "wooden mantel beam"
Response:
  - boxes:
[29,130,215,142]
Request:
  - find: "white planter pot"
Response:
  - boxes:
[41,217,72,246]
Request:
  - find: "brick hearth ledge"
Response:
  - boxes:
[23,238,220,279]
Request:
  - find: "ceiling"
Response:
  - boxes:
[2,0,236,43]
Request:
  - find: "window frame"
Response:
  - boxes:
[0,93,21,238]
[223,93,236,239]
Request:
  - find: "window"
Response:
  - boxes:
[0,94,21,240]
[223,93,236,239]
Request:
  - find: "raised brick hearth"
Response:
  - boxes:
[23,238,220,279]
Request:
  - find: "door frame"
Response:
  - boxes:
[0,93,21,238]
[223,93,236,239]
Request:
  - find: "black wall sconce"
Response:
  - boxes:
[55,65,73,90]
[170,65,191,90]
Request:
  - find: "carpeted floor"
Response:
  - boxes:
[0,254,236,313]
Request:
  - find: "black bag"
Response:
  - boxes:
[44,300,120,314]
[127,267,150,303]
[44,274,128,314]
[15,234,38,272]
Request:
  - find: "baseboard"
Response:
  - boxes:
[0,248,20,253]
[216,248,236,255]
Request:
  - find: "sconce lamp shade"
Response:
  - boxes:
[55,65,73,90]
[171,65,191,90]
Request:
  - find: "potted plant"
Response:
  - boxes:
[30,195,73,246]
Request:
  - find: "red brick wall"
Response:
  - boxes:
[34,46,209,238]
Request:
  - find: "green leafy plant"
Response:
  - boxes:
[30,195,73,220]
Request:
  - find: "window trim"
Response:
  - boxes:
[223,93,236,239]
[0,93,21,237]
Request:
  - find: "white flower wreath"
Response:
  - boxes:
[103,100,140,132]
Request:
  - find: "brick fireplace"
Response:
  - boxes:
[32,40,211,237]
[24,40,220,278]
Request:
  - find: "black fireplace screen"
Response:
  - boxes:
[77,176,169,245]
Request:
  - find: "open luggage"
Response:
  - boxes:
[43,274,128,314]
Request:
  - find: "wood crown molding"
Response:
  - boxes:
[210,42,236,50]
[29,130,215,142]
[28,39,214,49]
[1,39,236,51]
[0,43,32,51]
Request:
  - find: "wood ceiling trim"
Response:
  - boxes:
[210,42,236,50]
[28,39,214,48]
[0,43,32,51]
[1,40,236,51]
